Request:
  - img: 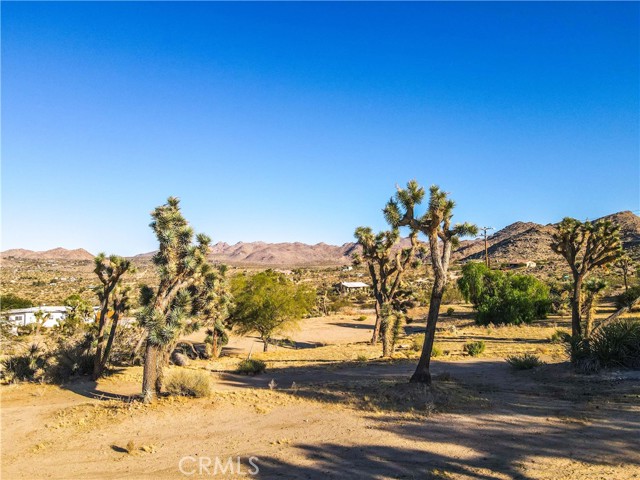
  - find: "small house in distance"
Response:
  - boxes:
[4,306,68,328]
[335,281,370,295]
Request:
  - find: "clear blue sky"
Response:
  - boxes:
[2,2,638,256]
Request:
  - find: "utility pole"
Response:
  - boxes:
[479,227,493,268]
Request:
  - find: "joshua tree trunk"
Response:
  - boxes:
[410,279,444,384]
[142,343,160,403]
[263,337,270,352]
[211,329,220,358]
[571,274,583,338]
[98,313,120,375]
[371,301,382,345]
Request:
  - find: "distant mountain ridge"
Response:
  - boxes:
[1,247,94,261]
[3,211,638,267]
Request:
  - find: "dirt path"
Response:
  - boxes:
[2,357,639,480]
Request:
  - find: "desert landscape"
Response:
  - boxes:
[3,2,639,479]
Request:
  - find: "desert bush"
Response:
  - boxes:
[355,315,368,322]
[569,319,640,372]
[0,293,34,310]
[236,358,267,375]
[442,283,465,304]
[446,307,455,316]
[431,345,443,357]
[49,333,94,382]
[463,341,485,357]
[355,354,368,362]
[616,285,640,309]
[0,343,49,383]
[411,335,424,352]
[165,370,211,398]
[506,353,544,370]
[459,263,551,325]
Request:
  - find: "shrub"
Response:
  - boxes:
[463,341,485,357]
[475,272,551,326]
[446,307,455,316]
[165,370,211,398]
[442,283,465,304]
[355,315,368,322]
[506,353,544,370]
[431,345,443,357]
[236,359,267,375]
[0,344,49,383]
[569,319,640,372]
[355,354,368,362]
[0,293,34,310]
[411,335,424,352]
[49,333,94,382]
[616,286,640,309]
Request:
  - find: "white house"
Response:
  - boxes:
[4,306,69,328]
[3,305,99,329]
[336,281,370,294]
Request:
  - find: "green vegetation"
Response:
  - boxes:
[570,319,640,373]
[551,217,622,338]
[229,270,315,352]
[0,293,34,310]
[236,358,267,375]
[506,353,544,370]
[138,197,224,403]
[458,262,551,325]
[384,180,477,384]
[463,341,485,357]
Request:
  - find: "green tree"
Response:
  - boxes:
[138,197,218,403]
[353,226,418,357]
[551,218,622,338]
[92,254,134,379]
[457,262,490,307]
[229,270,315,352]
[0,294,34,310]
[385,180,477,384]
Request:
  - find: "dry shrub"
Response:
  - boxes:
[236,359,266,375]
[165,370,211,398]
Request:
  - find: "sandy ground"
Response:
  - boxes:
[2,311,640,480]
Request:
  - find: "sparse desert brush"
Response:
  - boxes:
[126,440,136,454]
[355,315,367,322]
[506,353,544,370]
[446,307,455,316]
[165,370,211,398]
[463,341,485,357]
[431,345,443,357]
[355,354,368,362]
[411,335,424,352]
[236,359,266,375]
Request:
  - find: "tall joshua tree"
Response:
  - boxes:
[93,254,133,379]
[385,180,477,384]
[353,226,418,357]
[551,218,622,338]
[138,197,217,403]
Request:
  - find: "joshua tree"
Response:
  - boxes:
[615,254,634,292]
[138,197,216,403]
[385,180,477,384]
[582,278,607,338]
[551,218,622,338]
[197,264,232,358]
[63,294,93,334]
[33,309,51,336]
[92,254,133,379]
[353,226,418,357]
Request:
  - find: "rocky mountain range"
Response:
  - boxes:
[3,211,638,267]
